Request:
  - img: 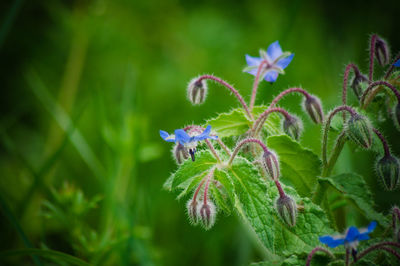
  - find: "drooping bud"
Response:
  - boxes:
[275,195,297,227]
[374,37,390,66]
[173,143,189,164]
[186,198,199,225]
[376,154,400,190]
[393,103,400,130]
[283,115,303,141]
[187,77,208,105]
[351,72,368,99]
[197,200,216,230]
[261,150,280,180]
[303,95,324,124]
[345,114,373,149]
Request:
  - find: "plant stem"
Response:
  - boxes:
[203,168,215,204]
[197,75,253,119]
[216,139,231,156]
[305,247,334,266]
[361,81,400,109]
[321,106,356,166]
[369,34,377,82]
[342,63,360,120]
[345,248,350,266]
[269,87,312,108]
[384,52,400,80]
[249,60,268,112]
[205,139,221,163]
[228,138,269,165]
[373,128,391,157]
[252,107,292,136]
[357,242,400,261]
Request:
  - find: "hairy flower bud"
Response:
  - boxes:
[283,115,303,141]
[303,96,324,124]
[173,143,189,164]
[186,198,199,225]
[275,195,297,227]
[394,103,400,130]
[376,154,400,190]
[187,78,208,105]
[261,150,280,180]
[374,37,390,66]
[351,73,368,99]
[197,200,216,230]
[345,114,373,149]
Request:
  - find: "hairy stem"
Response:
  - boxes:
[361,81,400,109]
[373,128,391,157]
[269,87,312,108]
[203,167,216,204]
[252,107,292,136]
[357,243,400,261]
[197,75,253,119]
[342,63,361,120]
[305,247,334,266]
[216,139,232,156]
[321,106,356,166]
[250,60,268,112]
[228,138,269,165]
[384,52,400,80]
[369,34,377,82]
[205,139,221,163]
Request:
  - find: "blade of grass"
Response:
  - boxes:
[0,248,90,266]
[0,194,43,266]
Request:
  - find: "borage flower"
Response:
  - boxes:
[394,59,400,67]
[319,221,377,251]
[244,41,294,82]
[160,125,217,161]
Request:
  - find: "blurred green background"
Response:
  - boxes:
[0,0,399,265]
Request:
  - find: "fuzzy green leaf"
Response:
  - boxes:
[267,135,321,197]
[319,173,389,226]
[228,157,333,257]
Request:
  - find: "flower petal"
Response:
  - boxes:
[394,59,400,67]
[267,41,283,61]
[195,125,218,141]
[357,233,370,241]
[160,130,175,142]
[245,54,263,67]
[345,226,360,242]
[319,236,345,248]
[367,221,377,233]
[264,70,279,82]
[175,129,191,144]
[276,53,294,69]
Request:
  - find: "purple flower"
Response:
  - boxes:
[160,125,217,161]
[394,59,400,67]
[319,221,377,250]
[244,41,294,82]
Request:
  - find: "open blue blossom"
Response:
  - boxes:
[319,221,377,250]
[244,41,294,82]
[160,125,217,161]
[394,59,400,67]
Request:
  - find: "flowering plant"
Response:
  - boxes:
[160,37,400,265]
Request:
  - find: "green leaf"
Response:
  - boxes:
[267,135,321,197]
[205,106,282,138]
[228,157,333,257]
[319,173,389,227]
[206,108,251,137]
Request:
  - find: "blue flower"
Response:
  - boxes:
[244,41,294,82]
[160,125,218,161]
[319,221,377,250]
[394,59,400,67]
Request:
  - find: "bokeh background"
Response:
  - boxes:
[0,0,399,265]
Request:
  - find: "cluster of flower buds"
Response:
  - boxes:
[345,114,373,149]
[374,36,390,66]
[375,154,400,190]
[350,72,368,99]
[187,77,208,105]
[186,170,217,230]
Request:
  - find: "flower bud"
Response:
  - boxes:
[283,115,303,141]
[261,150,280,180]
[187,78,208,105]
[351,73,368,99]
[197,200,216,230]
[275,195,297,227]
[173,143,189,164]
[186,198,198,225]
[394,103,400,130]
[376,154,400,190]
[374,37,390,66]
[303,96,324,124]
[345,114,373,149]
